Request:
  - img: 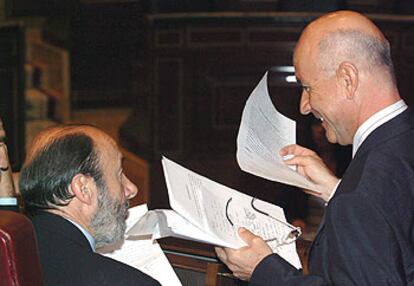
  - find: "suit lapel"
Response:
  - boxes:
[354,108,414,159]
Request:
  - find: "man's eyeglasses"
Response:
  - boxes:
[225,197,301,246]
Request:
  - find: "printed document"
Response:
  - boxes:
[127,157,302,270]
[236,72,317,191]
[98,204,182,286]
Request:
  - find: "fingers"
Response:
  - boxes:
[279,144,340,200]
[215,247,228,262]
[0,142,9,169]
[279,144,317,157]
[215,228,272,281]
[303,188,323,196]
[0,119,5,141]
[0,142,16,197]
[215,245,261,281]
[237,227,256,242]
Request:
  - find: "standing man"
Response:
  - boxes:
[216,11,414,285]
[19,124,160,285]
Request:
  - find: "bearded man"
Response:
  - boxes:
[19,124,160,286]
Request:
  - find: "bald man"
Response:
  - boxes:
[19,125,160,286]
[216,11,414,285]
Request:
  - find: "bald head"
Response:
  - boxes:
[20,124,112,214]
[303,11,385,42]
[294,11,401,145]
[294,11,395,84]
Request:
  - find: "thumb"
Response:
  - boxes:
[238,227,256,243]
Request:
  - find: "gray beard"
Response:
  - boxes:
[89,184,129,248]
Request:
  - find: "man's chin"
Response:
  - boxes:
[324,130,337,144]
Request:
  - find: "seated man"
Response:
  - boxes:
[0,142,17,211]
[17,124,160,286]
[0,117,18,211]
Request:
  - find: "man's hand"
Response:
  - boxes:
[0,142,16,197]
[280,144,339,202]
[215,228,272,281]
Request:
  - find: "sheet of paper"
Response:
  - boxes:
[128,209,235,248]
[158,157,302,269]
[98,205,182,286]
[237,72,317,191]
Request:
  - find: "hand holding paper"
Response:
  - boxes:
[280,144,339,202]
[237,72,327,193]
[128,157,302,270]
[215,228,273,281]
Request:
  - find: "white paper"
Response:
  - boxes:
[128,157,302,270]
[98,205,182,286]
[237,72,317,191]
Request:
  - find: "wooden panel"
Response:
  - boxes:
[0,24,25,171]
[188,28,244,47]
[401,31,414,51]
[160,237,311,285]
[121,12,414,215]
[155,30,183,48]
[247,27,301,48]
[212,83,250,129]
[26,40,70,121]
[154,58,183,153]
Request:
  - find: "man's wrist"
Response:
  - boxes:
[325,179,341,205]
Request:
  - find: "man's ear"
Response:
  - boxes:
[70,174,94,206]
[337,62,358,99]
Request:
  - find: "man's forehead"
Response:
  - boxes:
[95,134,122,166]
[293,42,315,78]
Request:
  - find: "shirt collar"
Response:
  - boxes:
[65,218,96,251]
[352,99,407,158]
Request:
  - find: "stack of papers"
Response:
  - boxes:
[127,157,302,270]
[236,72,316,190]
[98,204,182,286]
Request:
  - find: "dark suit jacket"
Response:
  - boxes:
[250,108,414,285]
[0,204,19,212]
[30,211,161,286]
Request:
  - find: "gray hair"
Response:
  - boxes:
[318,29,396,84]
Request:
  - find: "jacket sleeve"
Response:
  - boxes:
[250,192,407,285]
[324,192,407,286]
[0,197,19,212]
[250,253,329,286]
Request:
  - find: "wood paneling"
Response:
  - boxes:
[120,12,414,213]
[0,24,25,171]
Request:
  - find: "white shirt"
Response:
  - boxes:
[327,100,407,203]
[0,197,17,205]
[352,100,407,157]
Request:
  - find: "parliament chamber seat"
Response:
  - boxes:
[0,210,43,286]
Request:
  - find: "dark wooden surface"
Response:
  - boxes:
[159,236,312,285]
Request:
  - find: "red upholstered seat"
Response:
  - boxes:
[0,210,43,286]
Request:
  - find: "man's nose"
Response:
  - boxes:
[123,174,138,199]
[299,91,311,115]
